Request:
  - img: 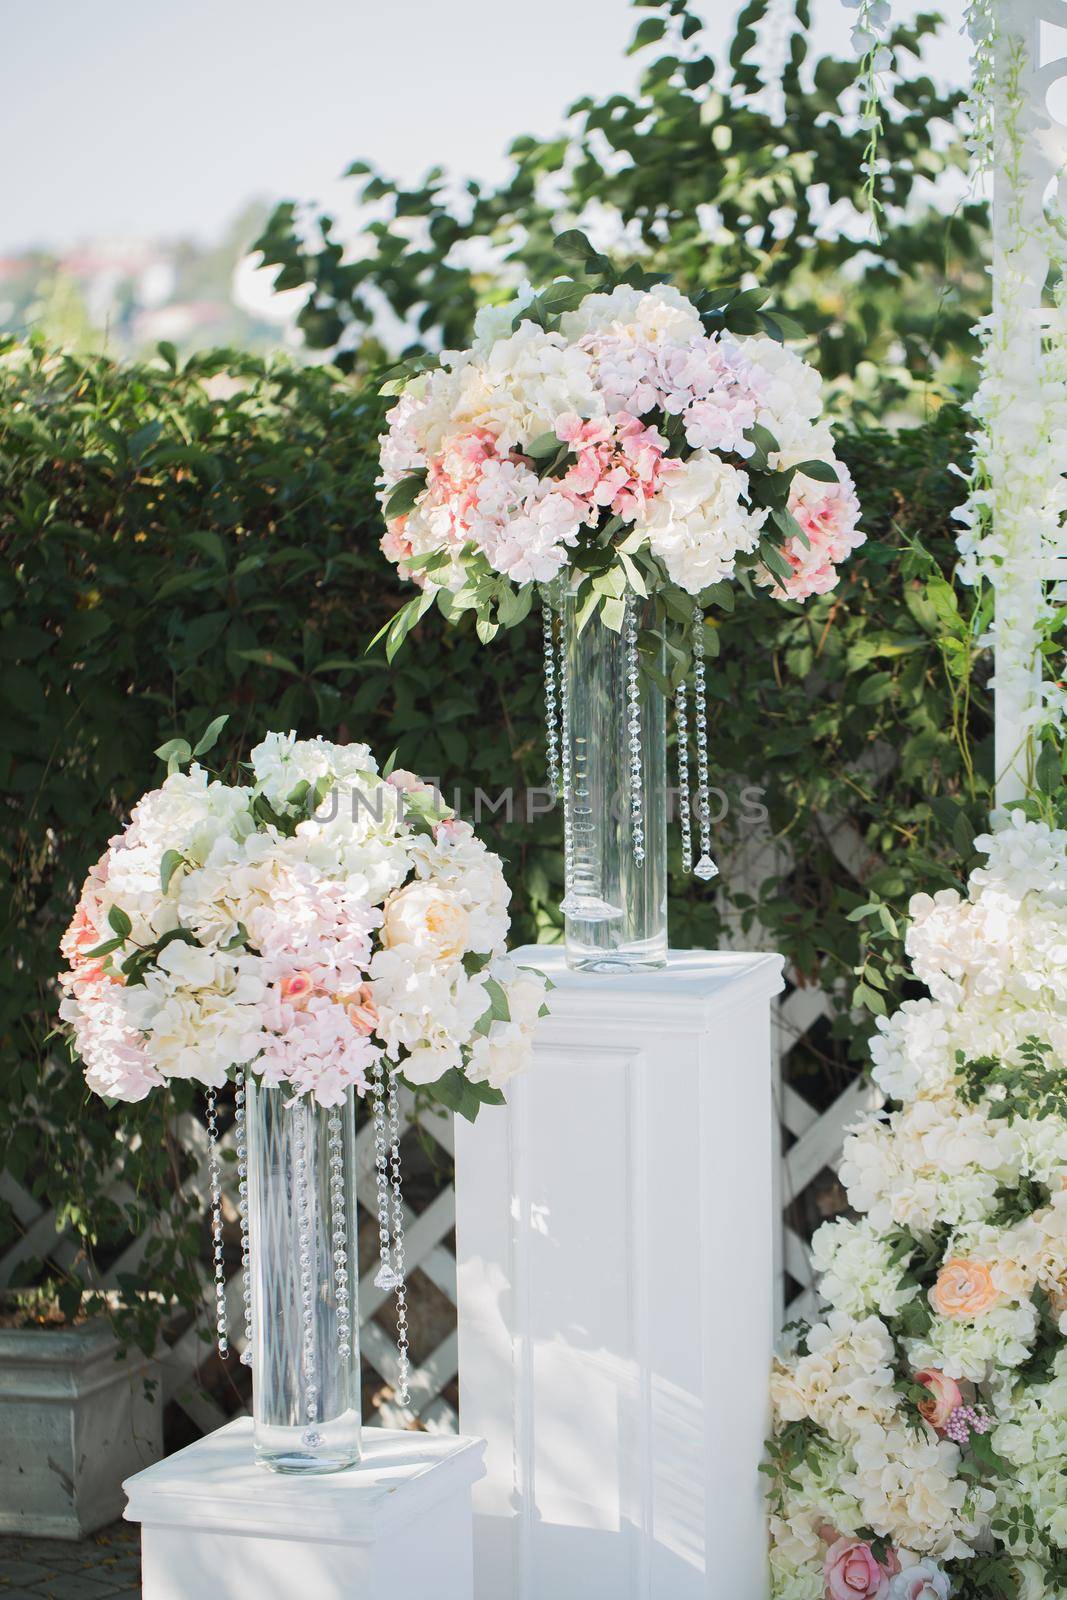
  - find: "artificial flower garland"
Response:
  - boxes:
[765,815,1067,1599]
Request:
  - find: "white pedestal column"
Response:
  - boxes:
[123,1420,485,1600]
[455,947,783,1600]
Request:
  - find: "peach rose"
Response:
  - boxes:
[824,1537,895,1600]
[914,1369,963,1431]
[381,882,469,962]
[343,983,378,1037]
[929,1258,1000,1319]
[279,971,315,1008]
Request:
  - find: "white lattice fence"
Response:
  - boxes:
[724,822,881,1330]
[0,1087,459,1437]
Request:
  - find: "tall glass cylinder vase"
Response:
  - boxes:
[561,592,668,971]
[245,1081,361,1474]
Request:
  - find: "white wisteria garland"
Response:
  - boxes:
[953,4,1067,777]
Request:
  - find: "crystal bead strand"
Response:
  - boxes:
[691,605,720,882]
[327,1109,352,1362]
[557,579,578,914]
[675,678,694,874]
[371,1060,399,1294]
[206,1087,228,1360]
[233,1071,253,1367]
[293,1101,322,1447]
[542,595,560,796]
[625,592,645,865]
[385,1069,411,1409]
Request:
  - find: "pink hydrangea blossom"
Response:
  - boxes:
[556,411,678,524]
[760,464,865,600]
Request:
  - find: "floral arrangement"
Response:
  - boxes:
[375,235,864,656]
[58,729,548,1115]
[766,814,1067,1600]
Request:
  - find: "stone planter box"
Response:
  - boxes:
[0,1320,162,1537]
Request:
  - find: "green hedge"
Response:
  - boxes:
[0,337,989,1342]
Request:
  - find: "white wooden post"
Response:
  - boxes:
[454,947,783,1600]
[988,0,1067,803]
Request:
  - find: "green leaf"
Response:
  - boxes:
[160,850,185,894]
[1036,740,1061,795]
[793,459,839,483]
[234,647,302,675]
[384,471,428,520]
[192,714,229,758]
[628,15,667,54]
[855,671,894,706]
[108,906,132,941]
[155,737,192,768]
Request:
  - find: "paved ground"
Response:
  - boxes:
[0,1523,139,1599]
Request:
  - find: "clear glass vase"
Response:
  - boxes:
[245,1082,362,1474]
[561,592,668,971]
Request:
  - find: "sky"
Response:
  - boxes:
[1,0,969,256]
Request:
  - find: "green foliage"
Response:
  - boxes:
[0,333,987,1351]
[956,1036,1067,1125]
[254,0,986,416]
[0,337,559,1352]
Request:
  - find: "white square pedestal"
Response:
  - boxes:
[456,947,784,1600]
[123,1420,486,1600]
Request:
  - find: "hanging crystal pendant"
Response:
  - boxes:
[625,592,645,866]
[542,594,560,796]
[674,679,693,875]
[233,1069,253,1367]
[371,1060,400,1295]
[327,1109,351,1362]
[292,1101,323,1448]
[206,1086,229,1360]
[385,1069,411,1410]
[691,605,720,883]
[557,580,583,918]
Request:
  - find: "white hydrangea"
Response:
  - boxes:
[638,449,766,592]
[811,1215,918,1319]
[770,814,1067,1593]
[559,281,704,346]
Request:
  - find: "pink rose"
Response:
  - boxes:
[279,971,315,1008]
[914,1369,963,1433]
[386,768,432,796]
[824,1538,893,1600]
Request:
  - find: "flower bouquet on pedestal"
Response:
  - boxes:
[58,726,547,1474]
[375,232,864,969]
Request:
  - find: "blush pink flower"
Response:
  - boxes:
[757,463,864,601]
[913,1368,964,1432]
[556,411,678,524]
[279,971,315,1008]
[824,1537,896,1600]
[342,983,378,1037]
